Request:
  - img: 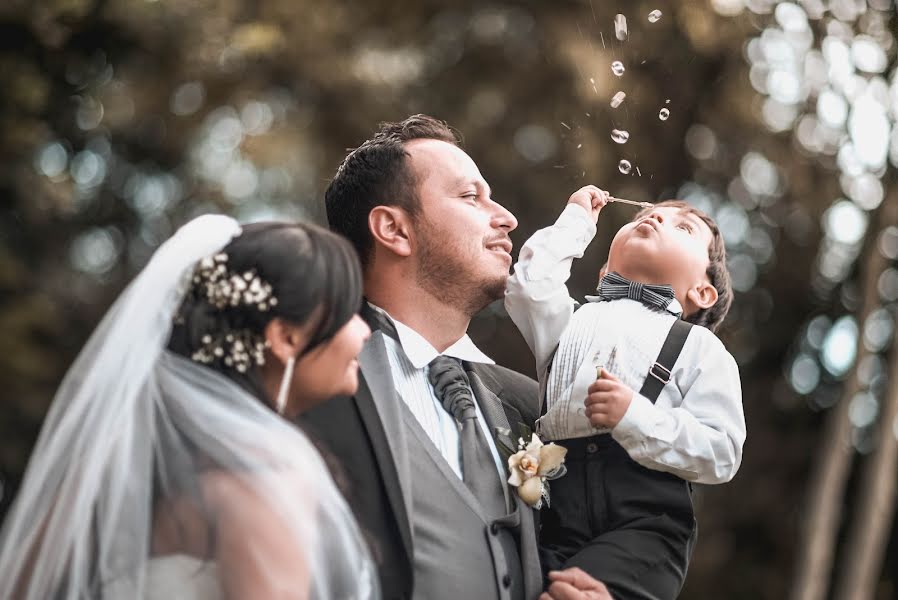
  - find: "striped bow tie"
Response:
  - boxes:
[588,272,682,315]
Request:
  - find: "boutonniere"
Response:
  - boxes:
[495,423,567,509]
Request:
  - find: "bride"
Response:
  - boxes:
[0,215,378,599]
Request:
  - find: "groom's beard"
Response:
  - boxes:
[415,223,506,317]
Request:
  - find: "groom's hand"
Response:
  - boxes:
[584,368,632,429]
[540,568,614,600]
[567,185,609,224]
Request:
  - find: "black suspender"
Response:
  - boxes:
[638,319,693,403]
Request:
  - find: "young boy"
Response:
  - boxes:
[505,186,745,600]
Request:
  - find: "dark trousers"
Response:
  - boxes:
[539,434,697,600]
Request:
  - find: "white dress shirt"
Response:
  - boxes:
[367,304,507,482]
[504,204,746,484]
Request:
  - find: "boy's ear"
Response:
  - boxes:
[369,205,412,258]
[687,281,718,310]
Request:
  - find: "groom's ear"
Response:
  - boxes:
[369,205,413,258]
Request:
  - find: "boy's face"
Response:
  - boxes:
[606,206,717,314]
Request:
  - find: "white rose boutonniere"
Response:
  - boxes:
[497,426,567,509]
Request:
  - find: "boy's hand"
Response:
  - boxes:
[567,185,609,224]
[584,368,633,429]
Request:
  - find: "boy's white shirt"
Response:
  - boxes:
[505,203,746,484]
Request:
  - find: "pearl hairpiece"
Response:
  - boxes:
[185,252,278,372]
[194,253,278,312]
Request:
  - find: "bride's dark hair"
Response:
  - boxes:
[167,221,363,401]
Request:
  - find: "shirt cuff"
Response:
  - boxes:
[611,391,655,447]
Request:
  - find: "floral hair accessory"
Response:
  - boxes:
[190,331,268,373]
[182,252,278,372]
[195,253,278,312]
[496,424,567,510]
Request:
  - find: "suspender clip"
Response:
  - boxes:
[649,362,671,384]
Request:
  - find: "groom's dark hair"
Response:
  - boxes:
[325,114,459,267]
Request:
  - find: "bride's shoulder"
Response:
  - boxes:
[153,470,275,557]
[198,469,269,512]
[199,468,314,524]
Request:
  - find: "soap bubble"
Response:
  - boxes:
[611,61,625,76]
[618,159,632,174]
[611,129,630,144]
[648,10,662,23]
[614,14,628,41]
[610,91,626,108]
[659,108,670,120]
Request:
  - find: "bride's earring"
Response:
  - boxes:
[275,356,295,414]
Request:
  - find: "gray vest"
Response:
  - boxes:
[355,332,542,599]
[401,405,524,600]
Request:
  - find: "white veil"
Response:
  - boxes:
[0,215,377,599]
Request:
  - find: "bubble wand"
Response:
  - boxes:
[609,196,654,208]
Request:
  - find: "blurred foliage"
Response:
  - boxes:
[1,0,897,598]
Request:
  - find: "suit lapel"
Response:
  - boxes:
[468,370,511,435]
[466,363,527,438]
[466,365,525,516]
[356,332,413,562]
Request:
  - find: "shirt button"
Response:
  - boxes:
[586,442,599,454]
[502,574,512,588]
[490,523,499,535]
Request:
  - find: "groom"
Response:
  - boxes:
[301,115,611,600]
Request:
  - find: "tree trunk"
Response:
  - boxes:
[789,388,857,600]
[832,192,898,600]
[789,190,897,600]
[842,362,898,600]
[832,335,898,600]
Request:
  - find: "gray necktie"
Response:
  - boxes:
[428,355,506,518]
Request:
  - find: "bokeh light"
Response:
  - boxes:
[848,391,879,428]
[822,200,867,245]
[789,352,820,394]
[820,315,858,377]
[35,142,69,178]
[69,227,122,276]
[513,124,557,163]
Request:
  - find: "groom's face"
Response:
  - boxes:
[404,139,518,313]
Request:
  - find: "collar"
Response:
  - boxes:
[366,303,495,369]
[582,294,684,317]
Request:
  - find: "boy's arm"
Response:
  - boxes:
[504,187,607,376]
[587,341,745,484]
